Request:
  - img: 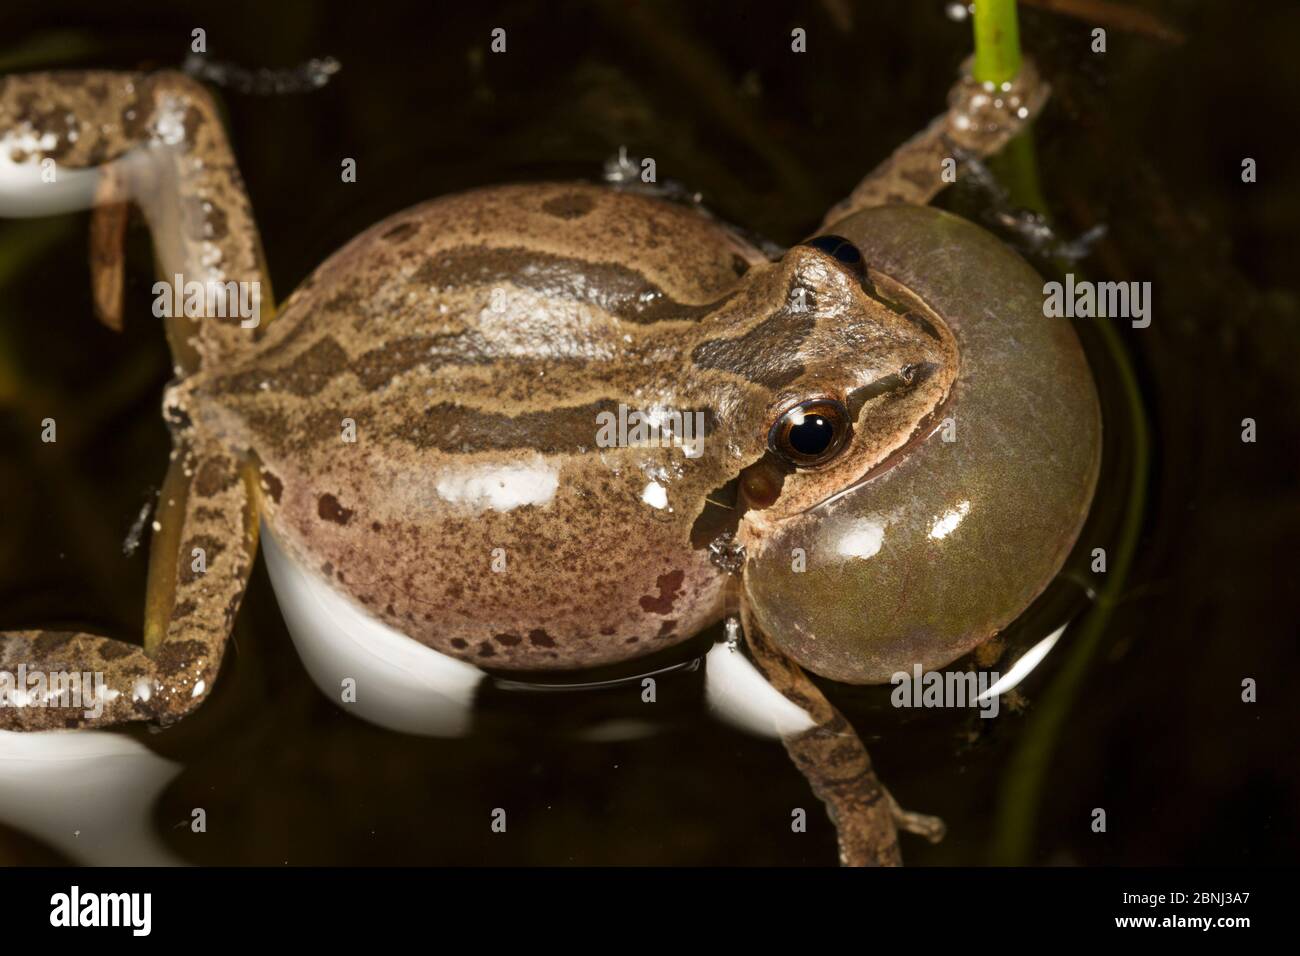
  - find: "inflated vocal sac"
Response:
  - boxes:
[744,204,1101,684]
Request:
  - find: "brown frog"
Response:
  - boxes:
[0,59,1099,865]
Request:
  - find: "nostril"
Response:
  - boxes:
[900,362,937,385]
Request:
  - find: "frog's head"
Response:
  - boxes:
[713,232,959,525]
[736,204,1101,685]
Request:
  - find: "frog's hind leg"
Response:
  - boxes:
[819,59,1049,229]
[1,73,269,730]
[0,70,273,372]
[737,603,945,865]
[0,444,258,730]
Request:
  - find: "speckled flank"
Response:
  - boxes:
[167,182,951,671]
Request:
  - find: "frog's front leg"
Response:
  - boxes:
[820,58,1049,228]
[739,603,944,866]
[0,443,257,730]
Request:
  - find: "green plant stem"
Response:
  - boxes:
[972,0,1024,85]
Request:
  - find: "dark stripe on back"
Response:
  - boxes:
[412,245,734,325]
[395,400,716,455]
[214,331,500,399]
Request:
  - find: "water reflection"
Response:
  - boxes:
[0,729,181,865]
[261,522,484,737]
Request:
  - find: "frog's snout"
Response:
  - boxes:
[741,204,1101,684]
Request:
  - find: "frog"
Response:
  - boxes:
[0,57,1100,866]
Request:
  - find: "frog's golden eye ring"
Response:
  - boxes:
[799,234,863,272]
[768,398,852,468]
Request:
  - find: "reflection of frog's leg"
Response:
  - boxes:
[0,70,273,373]
[0,729,183,864]
[89,164,129,331]
[261,525,484,738]
[740,603,905,866]
[0,445,258,731]
[820,59,1049,229]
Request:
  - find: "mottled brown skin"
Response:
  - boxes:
[0,63,1051,865]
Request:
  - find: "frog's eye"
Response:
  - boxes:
[799,234,863,271]
[769,398,851,468]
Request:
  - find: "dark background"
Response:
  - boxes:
[0,0,1296,864]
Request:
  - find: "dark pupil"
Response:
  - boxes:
[788,414,836,457]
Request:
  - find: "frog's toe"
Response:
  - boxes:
[885,789,947,844]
